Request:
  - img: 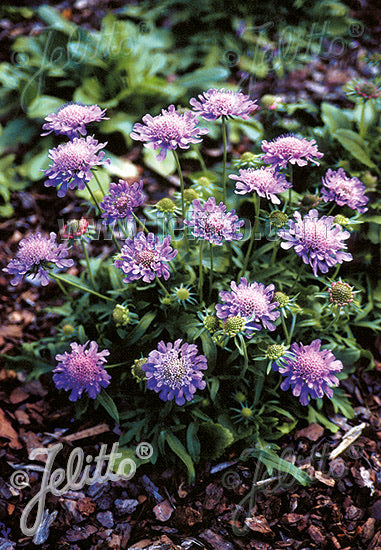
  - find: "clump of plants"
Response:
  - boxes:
[4,86,378,484]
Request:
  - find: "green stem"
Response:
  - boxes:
[270,242,278,267]
[194,144,207,174]
[221,116,228,203]
[118,220,129,238]
[281,313,290,344]
[85,181,101,212]
[238,334,249,378]
[359,100,366,139]
[198,240,204,303]
[290,260,304,292]
[173,151,189,252]
[92,170,106,196]
[132,212,148,234]
[156,276,169,296]
[209,243,214,302]
[50,273,115,302]
[81,238,95,288]
[240,196,260,277]
[327,204,336,216]
[332,263,341,280]
[53,274,71,298]
[287,165,293,206]
[288,313,297,343]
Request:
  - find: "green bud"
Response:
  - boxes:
[233,392,246,403]
[222,316,246,337]
[131,358,147,382]
[261,94,278,107]
[241,407,253,419]
[333,214,349,226]
[269,210,288,228]
[266,344,286,361]
[62,324,75,336]
[329,281,354,306]
[240,152,257,162]
[156,198,177,213]
[274,291,290,308]
[112,304,131,327]
[184,188,199,204]
[176,287,190,301]
[203,315,220,333]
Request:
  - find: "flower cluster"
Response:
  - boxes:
[53,341,111,401]
[130,104,208,161]
[185,197,244,245]
[141,339,207,405]
[190,88,258,120]
[215,277,280,337]
[273,339,343,405]
[261,134,323,168]
[278,209,352,276]
[44,136,109,197]
[115,232,177,283]
[42,102,108,139]
[231,167,291,204]
[100,180,145,224]
[321,168,369,213]
[3,232,74,286]
[61,218,89,240]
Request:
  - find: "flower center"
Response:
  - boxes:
[299,220,333,251]
[233,288,268,318]
[274,137,306,157]
[114,195,132,216]
[58,105,88,126]
[66,354,97,384]
[55,141,89,170]
[135,249,155,267]
[153,114,188,141]
[162,355,188,388]
[207,92,237,115]
[18,237,51,265]
[294,351,327,382]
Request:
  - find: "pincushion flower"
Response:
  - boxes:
[141,339,207,405]
[44,136,109,197]
[215,277,280,337]
[230,167,291,204]
[53,341,110,401]
[272,339,343,405]
[321,168,369,213]
[3,232,74,286]
[41,102,108,139]
[114,232,177,283]
[278,209,352,276]
[189,88,258,120]
[130,105,208,161]
[185,197,244,245]
[261,134,323,168]
[100,180,145,225]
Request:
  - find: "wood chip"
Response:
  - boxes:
[153,499,174,522]
[329,423,367,459]
[295,423,324,441]
[63,423,110,442]
[0,408,22,449]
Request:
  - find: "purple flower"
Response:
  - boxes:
[321,168,369,213]
[185,197,244,245]
[44,136,109,198]
[41,102,108,139]
[278,209,353,276]
[215,277,280,337]
[53,341,111,401]
[190,88,258,120]
[261,134,323,168]
[3,232,74,286]
[100,180,145,225]
[273,339,343,406]
[114,232,177,283]
[130,105,208,161]
[230,167,291,204]
[141,339,207,405]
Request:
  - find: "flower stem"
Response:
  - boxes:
[198,240,204,303]
[132,212,148,234]
[50,272,115,302]
[85,181,101,212]
[173,151,189,252]
[209,243,214,302]
[359,100,366,139]
[240,196,260,277]
[81,238,95,287]
[221,116,228,203]
[281,313,290,344]
[92,170,106,196]
[332,263,341,280]
[118,220,130,238]
[193,144,208,174]
[327,204,336,216]
[52,273,71,298]
[156,276,169,296]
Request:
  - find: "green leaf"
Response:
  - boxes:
[208,377,220,401]
[186,422,200,462]
[37,5,78,34]
[251,448,312,486]
[200,331,217,371]
[307,405,339,433]
[165,431,195,483]
[27,95,65,119]
[97,389,120,423]
[334,129,376,168]
[321,102,351,135]
[143,148,175,177]
[127,311,157,345]
[331,389,355,419]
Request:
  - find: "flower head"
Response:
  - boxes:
[172,284,197,306]
[269,210,289,228]
[141,339,207,405]
[278,209,352,276]
[114,232,177,283]
[345,79,381,102]
[41,102,108,139]
[190,88,258,120]
[185,197,244,245]
[273,339,343,405]
[231,167,291,204]
[130,105,208,161]
[44,136,109,198]
[53,341,111,401]
[321,168,368,213]
[3,232,74,286]
[261,134,323,168]
[100,180,144,225]
[329,281,355,307]
[61,217,89,240]
[215,277,280,337]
